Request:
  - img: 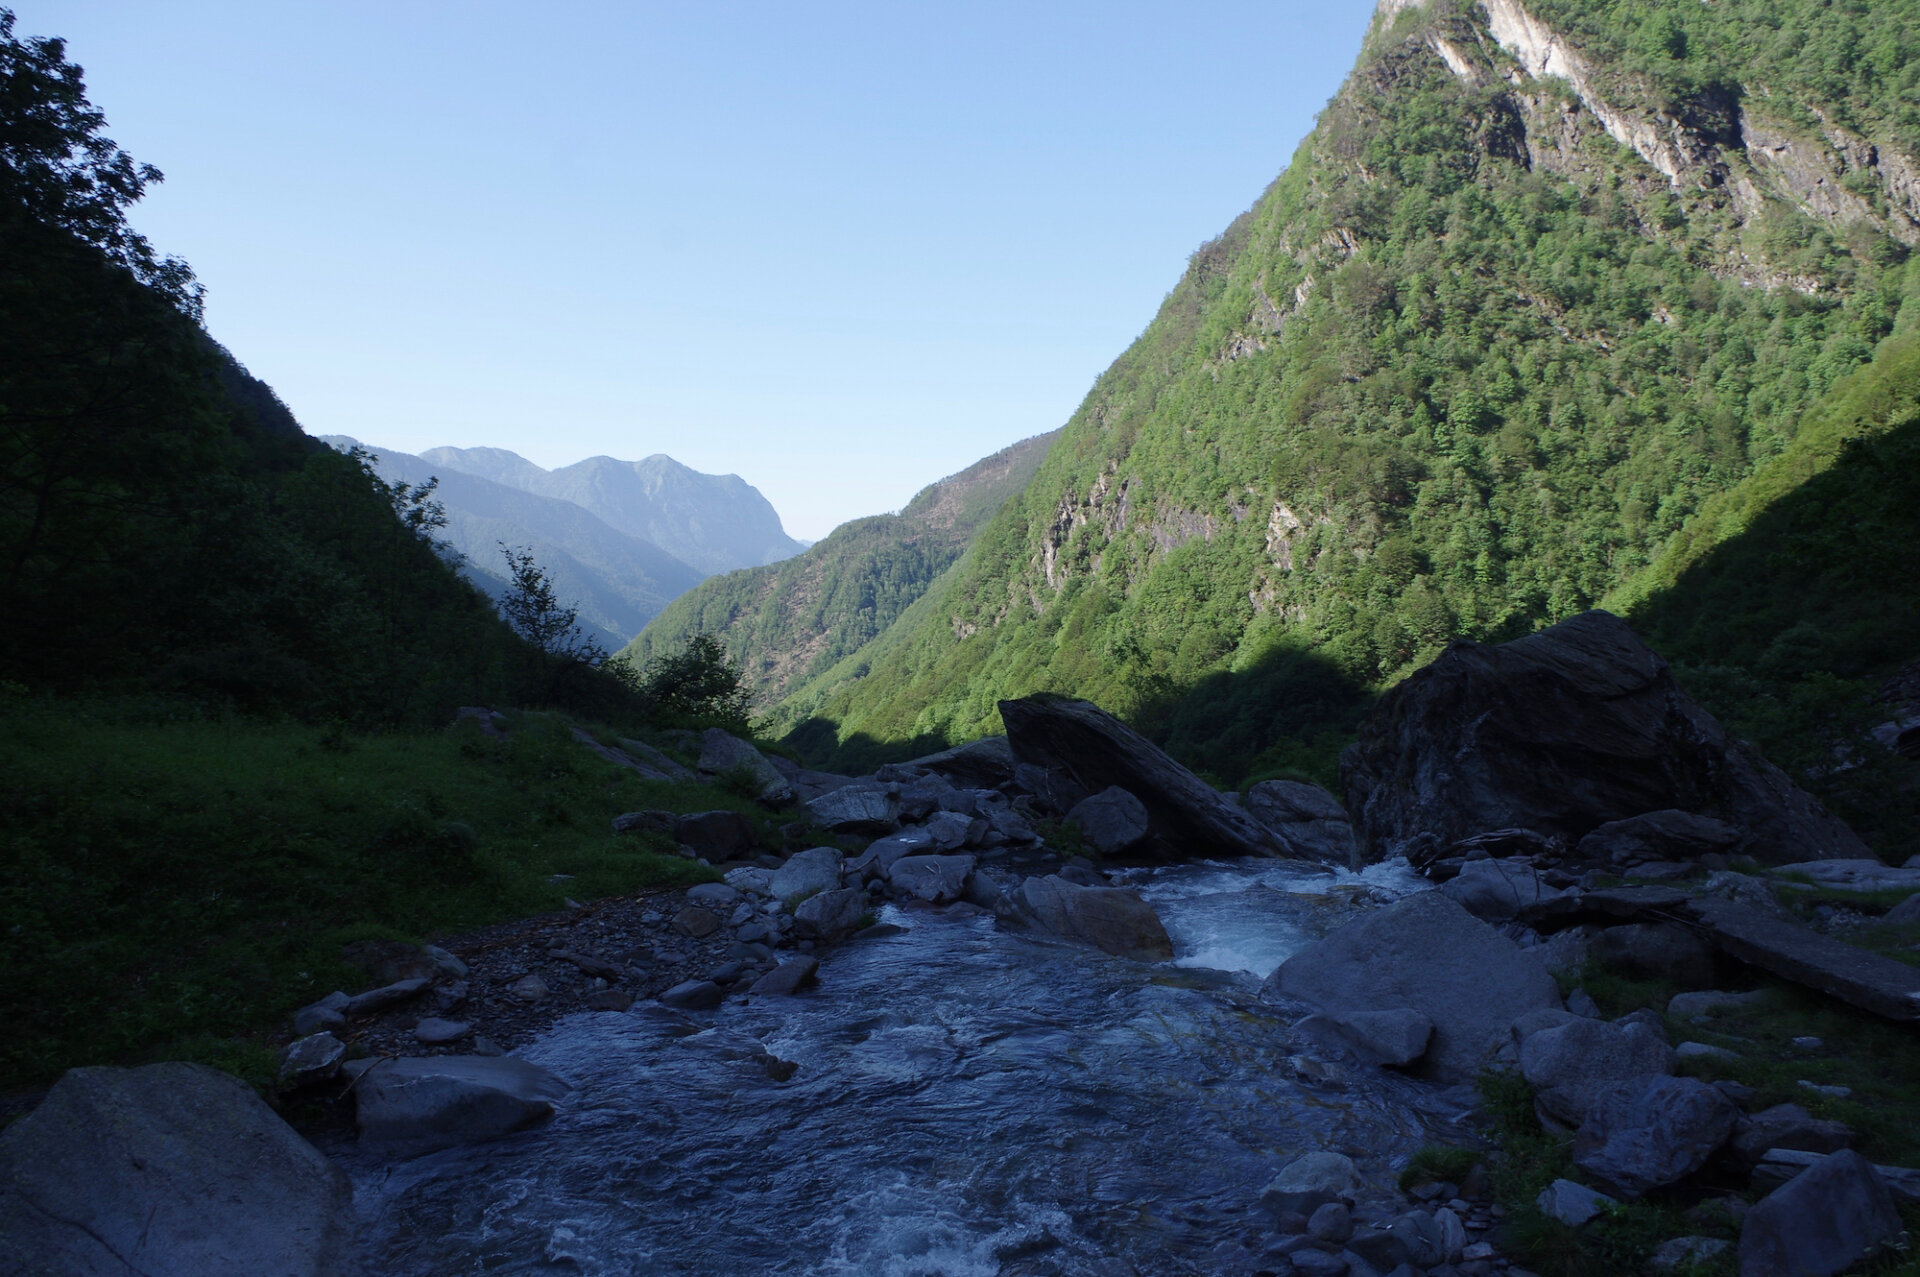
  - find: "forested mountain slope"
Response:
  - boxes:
[788,0,1920,783]
[326,438,703,652]
[623,430,1057,717]
[423,446,804,576]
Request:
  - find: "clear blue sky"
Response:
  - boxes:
[21,1,1377,541]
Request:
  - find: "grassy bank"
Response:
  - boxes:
[0,694,757,1090]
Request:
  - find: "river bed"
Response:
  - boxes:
[342,859,1454,1276]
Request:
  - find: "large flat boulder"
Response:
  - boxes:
[802,783,898,835]
[0,1062,355,1276]
[697,729,795,806]
[1340,610,1868,865]
[769,846,844,905]
[1014,875,1174,961]
[1268,891,1563,1081]
[356,1055,569,1154]
[1689,897,1920,1022]
[888,854,976,904]
[999,697,1292,859]
[1740,1150,1904,1277]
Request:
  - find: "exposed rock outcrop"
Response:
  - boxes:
[1341,611,1867,865]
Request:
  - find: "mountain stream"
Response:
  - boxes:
[342,859,1463,1276]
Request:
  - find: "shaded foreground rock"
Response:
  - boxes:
[1014,874,1173,961]
[1243,780,1357,866]
[1065,786,1151,855]
[0,1062,354,1276]
[356,1055,569,1153]
[1341,610,1868,865]
[1572,1074,1738,1197]
[1269,890,1562,1081]
[697,729,794,805]
[1521,1017,1674,1126]
[1740,1149,1903,1277]
[999,696,1291,859]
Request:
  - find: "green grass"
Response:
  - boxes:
[1398,1143,1484,1190]
[0,696,754,1089]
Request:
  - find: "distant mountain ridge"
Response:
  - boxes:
[422,447,805,577]
[622,430,1059,717]
[321,437,706,652]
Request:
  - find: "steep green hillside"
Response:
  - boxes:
[786,0,1920,782]
[622,430,1057,717]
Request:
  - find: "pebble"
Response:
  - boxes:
[506,974,550,1004]
[412,1017,472,1044]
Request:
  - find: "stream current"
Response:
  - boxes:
[344,859,1455,1276]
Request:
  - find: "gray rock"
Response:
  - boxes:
[1261,1151,1361,1215]
[1521,1017,1674,1126]
[1727,1103,1856,1169]
[346,976,431,1016]
[292,989,349,1037]
[1536,1177,1616,1226]
[1341,611,1868,865]
[612,808,675,836]
[1066,786,1152,856]
[1013,761,1092,815]
[278,1032,346,1089]
[1439,858,1564,921]
[895,773,955,822]
[412,1017,472,1044]
[674,906,722,938]
[724,865,774,896]
[1387,1209,1463,1267]
[1575,809,1746,867]
[916,808,974,851]
[1572,1075,1739,1197]
[1300,1009,1434,1066]
[1510,1006,1582,1044]
[1649,1236,1728,1270]
[355,1055,569,1153]
[1269,891,1563,1082]
[999,696,1292,859]
[1668,988,1773,1019]
[863,829,938,875]
[888,854,977,904]
[1740,1149,1903,1277]
[902,735,1018,789]
[1566,988,1602,1018]
[674,809,759,860]
[1527,926,1597,978]
[1883,892,1920,926]
[771,846,844,905]
[1014,875,1173,961]
[1309,1201,1354,1244]
[505,973,549,1003]
[1675,1041,1738,1064]
[1591,922,1716,987]
[421,944,469,978]
[659,979,726,1010]
[1246,779,1357,866]
[750,956,820,997]
[1771,858,1920,893]
[792,886,866,943]
[686,881,742,908]
[0,1062,354,1277]
[803,783,898,834]
[697,728,794,805]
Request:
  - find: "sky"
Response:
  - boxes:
[20,1,1379,542]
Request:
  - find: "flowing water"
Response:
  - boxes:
[343,860,1456,1276]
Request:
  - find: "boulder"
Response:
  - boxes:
[1668,988,1773,1019]
[1066,786,1152,856]
[1298,1009,1433,1067]
[770,847,844,905]
[1591,922,1717,987]
[686,881,742,909]
[802,783,898,835]
[1015,875,1174,961]
[356,1055,569,1153]
[749,955,819,997]
[697,729,794,805]
[999,696,1292,859]
[1727,1103,1856,1170]
[1340,610,1868,865]
[0,1063,354,1277]
[901,735,1018,788]
[920,809,976,851]
[1439,858,1564,921]
[792,886,866,943]
[673,810,758,861]
[412,1017,472,1044]
[862,829,938,875]
[1572,1075,1739,1197]
[1521,1017,1675,1126]
[1575,809,1745,867]
[1740,1149,1903,1277]
[1650,1237,1729,1271]
[1883,892,1920,926]
[1268,890,1563,1082]
[673,906,722,938]
[279,1032,347,1088]
[1012,761,1092,816]
[1536,1177,1616,1226]
[659,979,726,1010]
[292,990,349,1037]
[888,854,977,904]
[1245,780,1358,866]
[895,773,955,821]
[1260,1151,1361,1215]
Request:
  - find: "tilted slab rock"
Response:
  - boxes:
[1340,610,1868,865]
[356,1055,569,1153]
[1688,897,1920,1022]
[697,729,795,806]
[1244,779,1357,866]
[802,783,898,834]
[999,696,1293,859]
[901,735,1018,789]
[1268,890,1563,1082]
[1741,1149,1904,1277]
[1015,874,1174,961]
[0,1062,354,1276]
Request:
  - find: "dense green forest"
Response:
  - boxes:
[622,429,1057,727]
[759,0,1920,818]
